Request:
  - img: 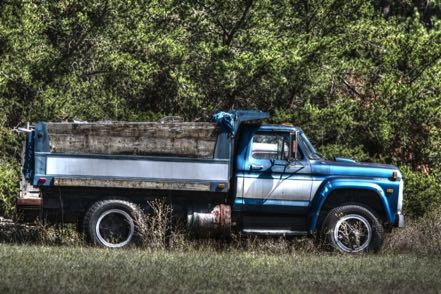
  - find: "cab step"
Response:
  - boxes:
[242,229,308,236]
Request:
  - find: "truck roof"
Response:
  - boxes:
[259,124,302,132]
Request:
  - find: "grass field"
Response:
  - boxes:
[0,244,440,294]
[1,209,440,293]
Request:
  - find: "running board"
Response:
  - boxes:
[242,229,308,236]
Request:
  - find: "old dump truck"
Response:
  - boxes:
[16,110,404,253]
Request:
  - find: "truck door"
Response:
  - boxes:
[236,130,313,215]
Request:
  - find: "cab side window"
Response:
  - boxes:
[251,133,289,160]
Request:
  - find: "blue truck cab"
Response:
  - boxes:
[233,123,404,252]
[17,110,404,253]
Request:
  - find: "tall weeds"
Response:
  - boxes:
[134,199,317,253]
[1,202,440,255]
[137,199,174,249]
[0,220,83,246]
[384,208,441,255]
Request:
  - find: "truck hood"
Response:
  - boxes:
[314,158,399,179]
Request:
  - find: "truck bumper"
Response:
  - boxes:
[16,197,42,222]
[396,213,405,228]
[16,197,42,207]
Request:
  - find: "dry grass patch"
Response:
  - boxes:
[1,204,440,256]
[384,208,441,255]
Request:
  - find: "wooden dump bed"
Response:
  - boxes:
[46,122,218,159]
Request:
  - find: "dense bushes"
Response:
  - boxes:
[385,207,441,254]
[0,159,19,217]
[399,166,441,217]
[0,1,440,217]
[0,125,21,217]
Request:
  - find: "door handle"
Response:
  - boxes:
[250,165,264,170]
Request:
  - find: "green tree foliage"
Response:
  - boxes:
[0,0,440,216]
[400,165,441,216]
[0,159,19,216]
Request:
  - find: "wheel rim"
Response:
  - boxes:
[96,209,134,248]
[333,214,372,253]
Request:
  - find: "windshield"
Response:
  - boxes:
[300,132,321,160]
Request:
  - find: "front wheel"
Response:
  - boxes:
[321,205,384,253]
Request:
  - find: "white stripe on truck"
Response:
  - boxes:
[46,156,229,182]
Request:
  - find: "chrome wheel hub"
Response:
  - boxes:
[334,214,372,253]
[96,209,134,248]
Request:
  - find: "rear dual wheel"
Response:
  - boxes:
[321,205,384,253]
[83,199,143,248]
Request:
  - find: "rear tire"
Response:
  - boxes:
[83,199,143,248]
[321,204,384,253]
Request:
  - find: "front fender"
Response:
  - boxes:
[307,178,394,233]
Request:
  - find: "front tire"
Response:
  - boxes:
[83,199,143,248]
[321,204,384,253]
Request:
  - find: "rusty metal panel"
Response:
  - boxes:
[16,197,42,206]
[53,178,211,191]
[212,204,232,229]
[187,204,232,235]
